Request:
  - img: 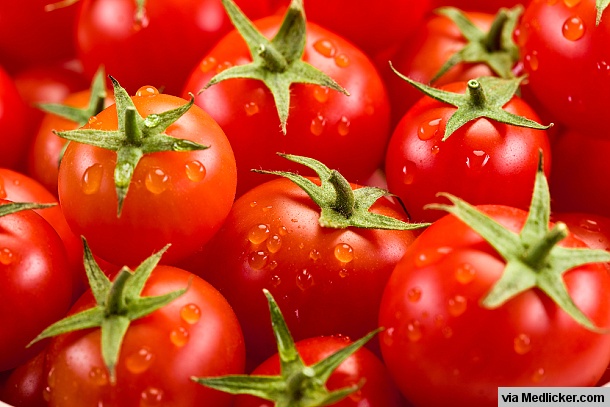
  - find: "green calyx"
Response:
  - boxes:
[254,153,430,230]
[193,289,380,407]
[427,153,610,332]
[54,76,209,216]
[200,0,349,134]
[432,6,522,82]
[391,67,552,141]
[598,0,610,24]
[28,239,187,383]
[0,201,56,217]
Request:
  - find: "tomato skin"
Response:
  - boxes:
[43,265,245,407]
[234,336,403,407]
[0,350,47,407]
[378,205,610,407]
[0,199,72,372]
[182,17,391,197]
[57,92,237,267]
[384,81,551,223]
[431,0,526,13]
[180,177,418,366]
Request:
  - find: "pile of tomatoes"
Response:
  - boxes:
[2,0,610,406]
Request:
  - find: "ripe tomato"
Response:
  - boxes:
[0,350,47,407]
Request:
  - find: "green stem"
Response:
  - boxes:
[524,222,568,269]
[328,170,355,219]
[105,269,131,316]
[259,44,289,72]
[484,10,509,51]
[467,80,486,107]
[124,107,143,146]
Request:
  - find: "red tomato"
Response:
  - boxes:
[0,199,71,372]
[182,16,391,197]
[432,0,526,13]
[43,265,245,407]
[76,0,272,95]
[0,350,47,407]
[384,80,551,223]
[379,205,610,407]
[57,89,237,267]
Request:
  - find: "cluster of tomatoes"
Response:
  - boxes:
[1,0,610,406]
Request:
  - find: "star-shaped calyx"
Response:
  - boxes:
[431,5,522,82]
[54,76,209,215]
[391,66,553,140]
[427,153,610,332]
[200,0,349,134]
[254,153,430,230]
[193,289,380,407]
[28,239,187,382]
[598,0,610,24]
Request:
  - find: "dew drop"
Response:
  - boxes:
[43,386,51,402]
[0,248,14,265]
[88,115,98,125]
[407,287,422,302]
[337,116,350,136]
[431,145,440,155]
[270,274,281,287]
[250,201,258,208]
[531,368,545,383]
[334,243,354,263]
[382,327,394,346]
[562,15,585,41]
[563,0,581,6]
[88,367,108,386]
[140,387,164,406]
[268,260,278,270]
[125,347,155,374]
[145,168,170,194]
[199,56,217,73]
[266,234,282,253]
[414,247,447,267]
[169,327,189,347]
[310,113,327,136]
[514,333,532,355]
[313,86,329,103]
[579,218,601,232]
[180,304,201,325]
[81,163,104,195]
[597,61,610,74]
[455,263,476,284]
[278,225,288,236]
[406,320,422,342]
[299,242,305,249]
[47,367,56,388]
[335,54,350,67]
[309,249,321,261]
[401,161,417,185]
[339,268,349,278]
[448,295,467,316]
[262,205,273,212]
[525,51,539,72]
[313,39,336,57]
[418,118,441,141]
[296,269,314,291]
[216,61,233,73]
[244,101,260,116]
[184,160,206,182]
[135,86,159,97]
[466,150,490,170]
[248,224,270,245]
[248,251,269,270]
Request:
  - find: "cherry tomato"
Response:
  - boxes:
[0,350,47,407]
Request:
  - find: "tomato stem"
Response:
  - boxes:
[124,107,143,146]
[105,268,131,316]
[467,80,486,106]
[328,170,354,218]
[524,222,568,270]
[484,8,510,52]
[259,44,288,72]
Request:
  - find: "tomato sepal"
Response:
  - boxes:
[598,0,610,24]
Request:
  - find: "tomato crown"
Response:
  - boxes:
[255,153,430,230]
[432,5,522,82]
[193,289,379,406]
[428,153,610,332]
[199,0,349,134]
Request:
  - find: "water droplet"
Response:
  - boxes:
[407,287,422,302]
[296,269,314,290]
[135,86,159,97]
[310,113,327,136]
[525,51,539,72]
[145,168,170,194]
[47,367,56,388]
[532,367,545,383]
[339,268,349,278]
[337,116,350,136]
[266,234,282,253]
[250,201,257,208]
[199,56,217,73]
[270,275,281,287]
[268,260,278,270]
[514,333,532,355]
[448,295,467,316]
[244,101,259,116]
[564,0,581,6]
[140,387,164,406]
[278,226,288,236]
[88,367,108,386]
[562,15,585,41]
[414,247,447,267]
[433,314,445,327]
[81,163,104,195]
[88,115,98,125]
[43,386,52,402]
[334,243,354,263]
[401,161,417,185]
[0,248,14,265]
[180,304,201,325]
[248,251,269,270]
[144,114,161,127]
[313,86,329,103]
[431,145,440,155]
[185,160,206,182]
[125,347,155,374]
[418,118,441,141]
[313,39,336,57]
[406,320,422,342]
[466,150,490,170]
[262,205,272,212]
[335,54,350,67]
[309,249,321,261]
[442,326,453,338]
[579,218,601,232]
[248,224,270,244]
[383,327,395,346]
[169,327,189,347]
[597,61,610,74]
[455,263,476,284]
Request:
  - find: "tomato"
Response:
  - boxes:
[384,78,551,223]
[182,6,391,197]
[57,84,237,267]
[42,264,245,407]
[0,199,72,372]
[431,0,526,13]
[76,0,272,95]
[0,350,47,407]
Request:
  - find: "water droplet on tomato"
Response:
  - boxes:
[562,16,585,41]
[0,248,14,265]
[88,367,108,386]
[266,234,282,253]
[296,269,314,290]
[216,61,233,74]
[525,51,539,72]
[455,263,476,284]
[313,86,329,103]
[563,0,581,7]
[337,116,350,136]
[406,320,422,342]
[382,327,394,346]
[140,387,164,406]
[180,304,201,325]
[532,368,545,383]
[47,367,57,388]
[514,333,532,355]
[335,54,350,67]
[310,113,327,136]
[339,268,349,278]
[199,57,217,73]
[248,251,269,270]
[268,260,278,270]
[169,327,189,347]
[597,61,610,74]
[407,287,422,302]
[334,243,354,263]
[244,101,259,116]
[135,86,159,97]
[43,387,52,402]
[448,295,467,316]
[579,218,601,232]
[125,347,155,374]
[431,145,440,155]
[401,161,417,185]
[414,247,447,267]
[270,274,281,287]
[81,163,104,195]
[248,224,270,245]
[88,115,98,125]
[418,118,441,141]
[313,39,336,57]
[309,249,321,261]
[466,150,490,170]
[278,225,288,236]
[250,201,257,208]
[145,168,169,194]
[185,160,206,182]
[262,205,273,212]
